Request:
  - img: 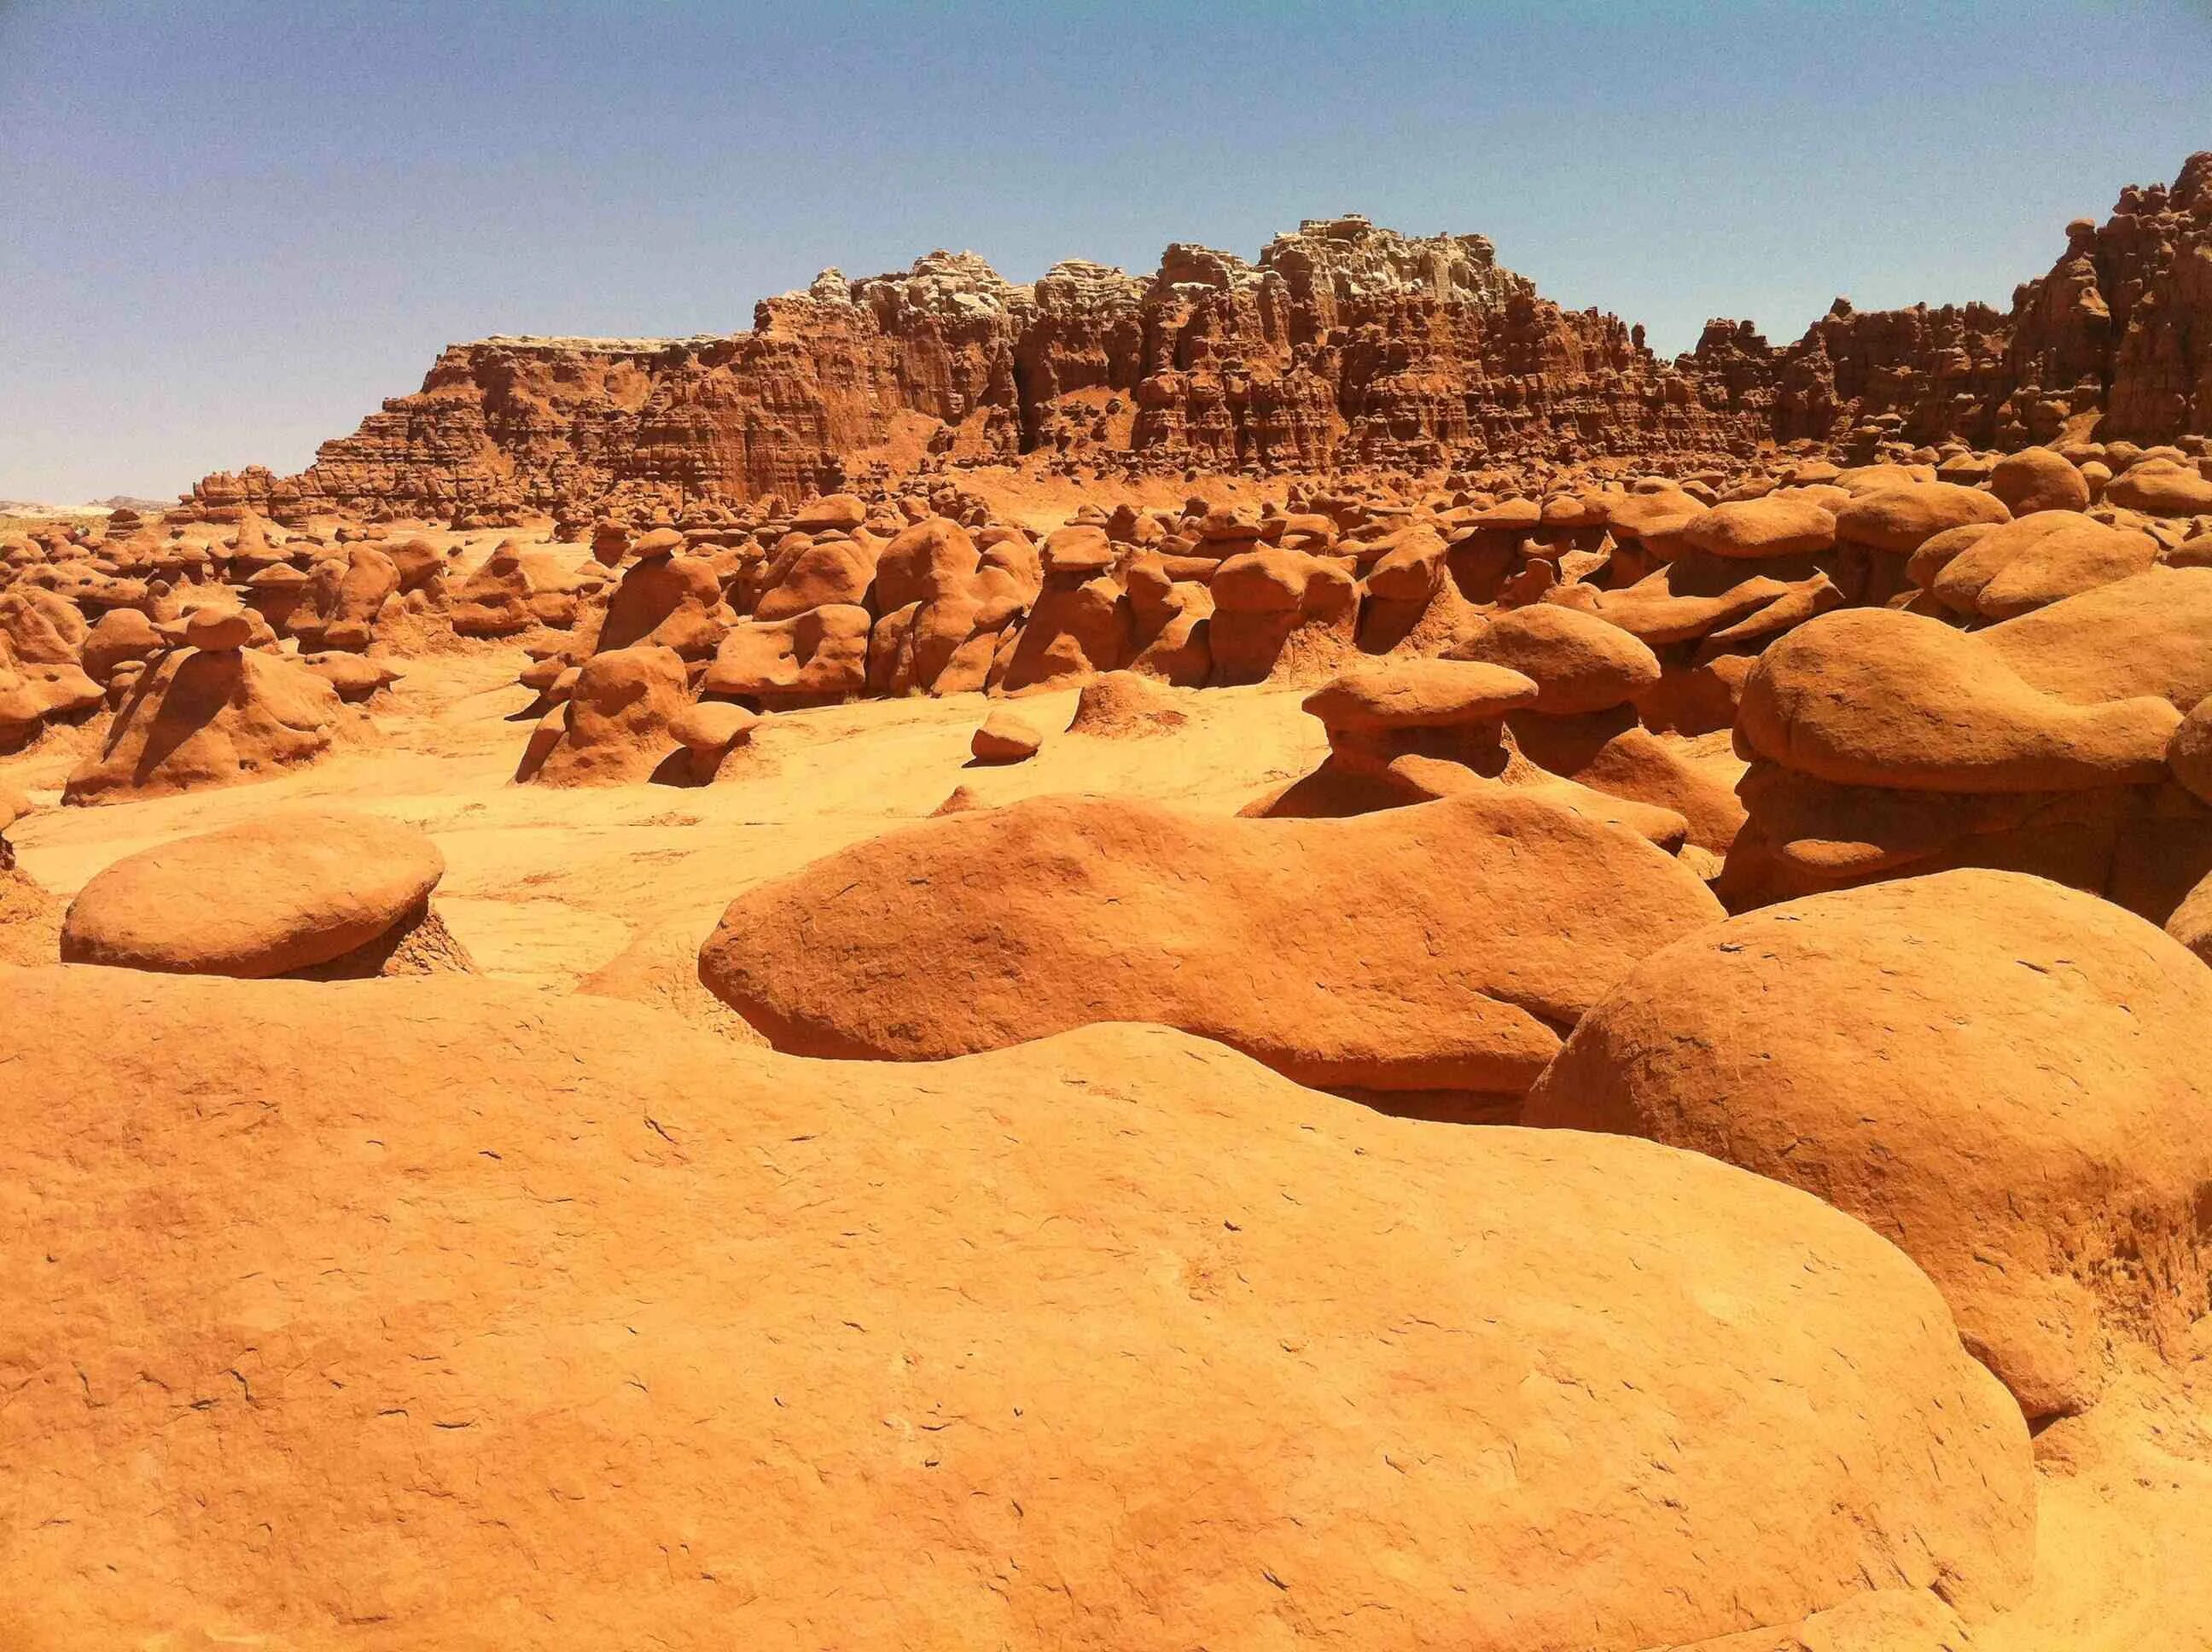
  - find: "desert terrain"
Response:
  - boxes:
[4,156,2212,1650]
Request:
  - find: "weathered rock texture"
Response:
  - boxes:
[1526,870,2212,1422]
[698,789,1722,1108]
[181,154,2212,522]
[0,966,2034,1649]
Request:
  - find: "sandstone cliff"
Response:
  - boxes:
[183,155,2212,522]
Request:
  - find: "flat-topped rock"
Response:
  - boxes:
[1301,659,1538,731]
[59,811,445,979]
[969,707,1041,762]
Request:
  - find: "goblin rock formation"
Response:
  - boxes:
[182,156,2212,526]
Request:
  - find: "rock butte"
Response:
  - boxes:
[4,148,2212,1649]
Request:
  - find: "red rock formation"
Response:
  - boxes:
[183,157,2212,523]
[1732,151,2212,453]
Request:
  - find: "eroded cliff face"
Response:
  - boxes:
[1749,151,2212,455]
[185,157,2212,522]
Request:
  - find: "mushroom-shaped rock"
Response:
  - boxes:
[1039,524,1114,576]
[1834,484,2011,554]
[1301,660,1538,732]
[1602,488,1707,551]
[969,707,1041,764]
[790,492,866,533]
[1362,526,1448,602]
[1930,512,2158,620]
[1447,605,1661,714]
[62,648,346,806]
[670,700,760,758]
[700,790,1722,1104]
[1988,446,2092,515]
[0,967,2034,1648]
[1738,608,2180,792]
[1679,494,1837,560]
[59,811,449,979]
[183,608,253,652]
[664,699,760,785]
[1207,547,1359,686]
[1195,502,1264,548]
[242,561,312,628]
[1526,870,2212,1421]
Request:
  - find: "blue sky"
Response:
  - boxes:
[3,0,2207,502]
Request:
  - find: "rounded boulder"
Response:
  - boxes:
[1526,869,2212,1419]
[60,810,445,979]
[1446,604,1662,714]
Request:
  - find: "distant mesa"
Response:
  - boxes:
[171,156,2212,527]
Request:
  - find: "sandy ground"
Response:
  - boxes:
[5,621,2210,1647]
[7,645,1330,1019]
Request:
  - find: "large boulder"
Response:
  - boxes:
[1982,567,2212,713]
[997,571,1130,695]
[1988,446,2092,515]
[0,643,103,752]
[1738,608,2178,792]
[1833,483,2011,554]
[705,605,871,703]
[1526,870,2212,1420]
[597,544,725,654]
[0,585,90,665]
[2103,457,2212,516]
[753,534,878,622]
[1928,512,2157,620]
[0,966,2034,1648]
[867,518,1030,695]
[1447,604,1662,714]
[1679,493,1837,559]
[700,790,1722,1107]
[448,543,592,636]
[59,811,448,978]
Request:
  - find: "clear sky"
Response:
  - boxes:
[3,0,2207,503]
